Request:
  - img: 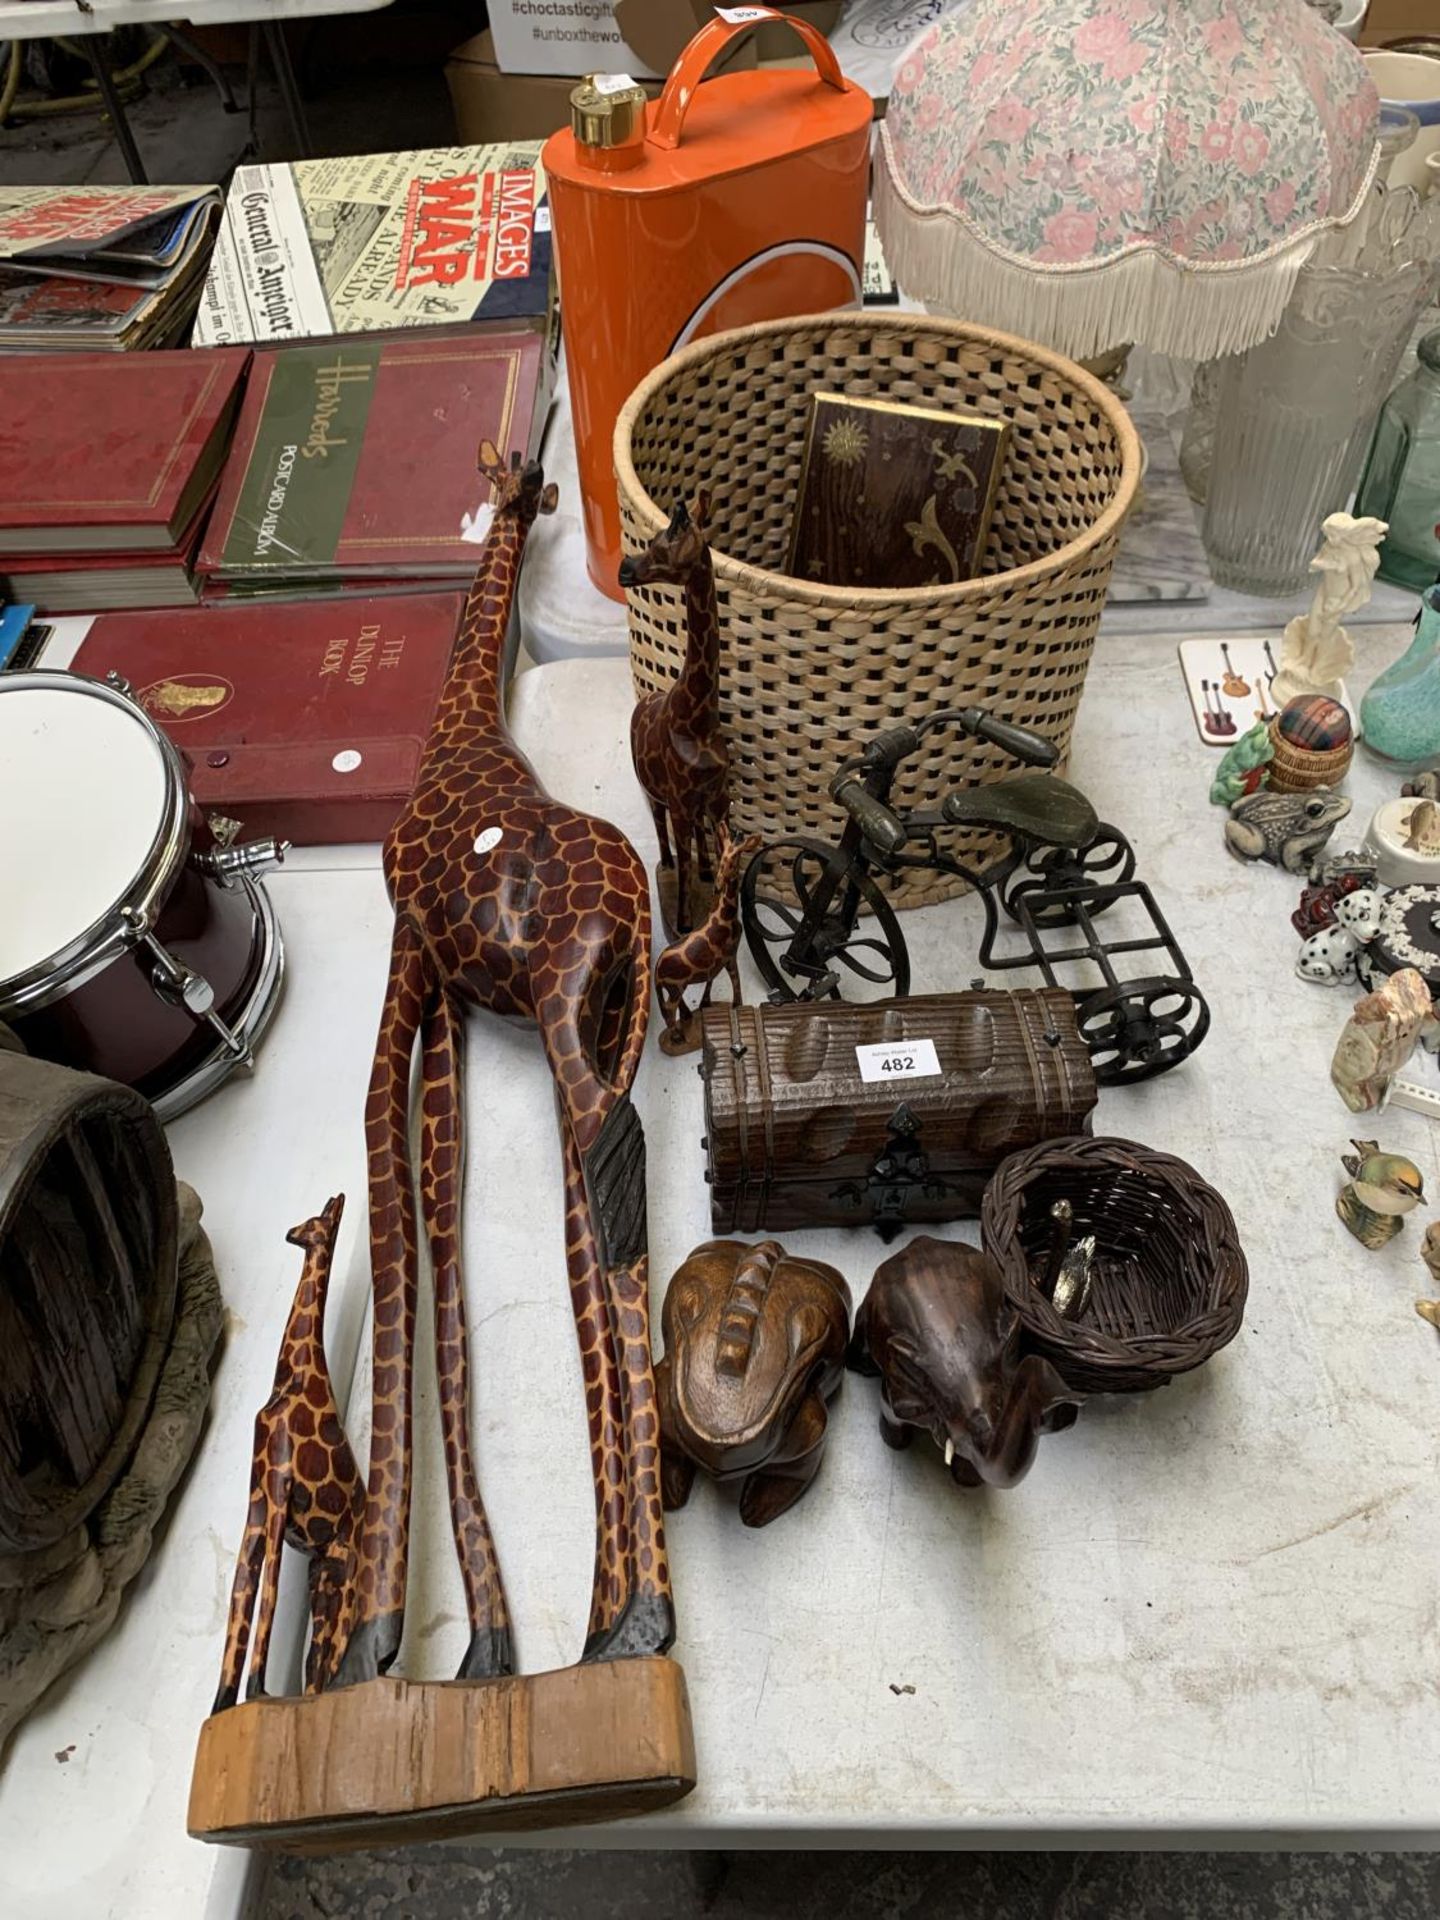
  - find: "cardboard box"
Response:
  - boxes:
[487,0,724,78]
[752,1,842,61]
[446,17,759,144]
[1362,2,1440,45]
[446,33,621,141]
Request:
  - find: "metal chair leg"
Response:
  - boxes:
[80,34,145,182]
[261,18,310,159]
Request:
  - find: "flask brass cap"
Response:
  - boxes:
[570,74,648,157]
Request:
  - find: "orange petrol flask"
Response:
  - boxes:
[542,8,873,599]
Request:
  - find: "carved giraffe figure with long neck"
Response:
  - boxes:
[330,443,673,1690]
[654,822,762,1055]
[621,493,729,938]
[213,1194,362,1712]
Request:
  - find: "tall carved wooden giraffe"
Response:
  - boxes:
[213,1194,362,1713]
[654,823,762,1055]
[330,441,673,1690]
[622,493,729,940]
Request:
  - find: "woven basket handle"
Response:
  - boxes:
[648,7,848,153]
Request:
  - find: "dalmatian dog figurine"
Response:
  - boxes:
[1296,888,1384,985]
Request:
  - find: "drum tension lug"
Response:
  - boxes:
[140,930,252,1065]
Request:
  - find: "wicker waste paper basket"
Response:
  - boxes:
[615,312,1141,911]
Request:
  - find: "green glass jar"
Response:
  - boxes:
[1356,329,1440,592]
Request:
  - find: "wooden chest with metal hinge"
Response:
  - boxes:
[699,991,1097,1239]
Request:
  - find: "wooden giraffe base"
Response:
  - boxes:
[187,1656,696,1851]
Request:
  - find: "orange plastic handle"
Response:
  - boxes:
[648,7,848,152]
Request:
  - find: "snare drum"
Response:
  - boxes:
[0,670,286,1120]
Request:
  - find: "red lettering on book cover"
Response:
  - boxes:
[491,172,534,281]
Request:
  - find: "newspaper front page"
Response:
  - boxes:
[194,146,547,348]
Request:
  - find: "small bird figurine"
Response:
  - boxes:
[1337,1140,1427,1250]
[1422,1220,1440,1289]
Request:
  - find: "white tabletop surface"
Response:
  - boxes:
[2,618,1439,1913]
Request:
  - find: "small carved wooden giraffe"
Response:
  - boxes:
[212,1194,362,1713]
[654,822,762,1056]
[621,493,729,940]
[329,441,674,1691]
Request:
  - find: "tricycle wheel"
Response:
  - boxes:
[741,838,910,1004]
[1076,977,1209,1085]
[1001,823,1137,927]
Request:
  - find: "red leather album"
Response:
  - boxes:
[197,327,548,589]
[70,590,465,843]
[0,346,249,552]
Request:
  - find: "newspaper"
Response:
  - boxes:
[0,185,206,260]
[193,145,549,348]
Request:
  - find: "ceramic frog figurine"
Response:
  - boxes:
[1225,786,1351,873]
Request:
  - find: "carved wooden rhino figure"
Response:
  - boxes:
[848,1236,1081,1489]
[655,1237,851,1526]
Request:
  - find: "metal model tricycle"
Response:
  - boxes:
[739,706,1209,1086]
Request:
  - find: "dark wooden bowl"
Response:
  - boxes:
[981,1135,1247,1393]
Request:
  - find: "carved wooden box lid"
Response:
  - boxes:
[699,991,1097,1234]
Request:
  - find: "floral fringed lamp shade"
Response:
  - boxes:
[874,0,1381,362]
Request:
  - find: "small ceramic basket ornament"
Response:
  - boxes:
[1267,695,1354,793]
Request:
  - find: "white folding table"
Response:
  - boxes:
[0,0,392,179]
[1,486,1438,1920]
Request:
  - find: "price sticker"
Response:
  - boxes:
[854,1038,941,1084]
[715,6,771,20]
[593,71,639,95]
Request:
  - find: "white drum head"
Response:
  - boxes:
[0,679,172,985]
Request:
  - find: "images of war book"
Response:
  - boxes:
[192,145,553,350]
[197,327,549,595]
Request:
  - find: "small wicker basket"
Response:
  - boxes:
[980,1135,1248,1394]
[1266,719,1353,793]
[615,313,1141,911]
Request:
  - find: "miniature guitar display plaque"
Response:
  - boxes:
[787,392,1008,589]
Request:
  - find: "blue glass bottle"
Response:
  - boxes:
[1360,584,1440,770]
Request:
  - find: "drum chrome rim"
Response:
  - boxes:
[152,877,285,1123]
[0,670,190,1015]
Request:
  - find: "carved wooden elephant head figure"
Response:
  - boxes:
[849,1236,1080,1489]
[655,1237,851,1526]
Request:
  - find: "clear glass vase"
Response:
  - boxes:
[1203,252,1436,596]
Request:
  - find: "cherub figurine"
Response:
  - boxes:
[1337,1140,1426,1249]
[1271,512,1388,706]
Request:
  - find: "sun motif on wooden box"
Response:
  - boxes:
[822,416,868,467]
